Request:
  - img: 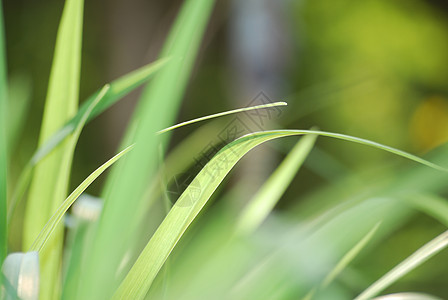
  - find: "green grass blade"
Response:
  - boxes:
[81,0,216,298]
[0,0,8,265]
[29,145,133,253]
[8,85,109,224]
[32,84,109,164]
[7,60,165,219]
[236,132,317,235]
[322,221,381,287]
[30,58,167,168]
[158,101,287,134]
[69,57,168,128]
[8,59,166,220]
[113,130,443,299]
[355,230,448,300]
[22,0,84,298]
[403,194,448,227]
[372,292,443,300]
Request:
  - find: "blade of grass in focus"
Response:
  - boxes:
[80,0,216,298]
[0,0,8,265]
[8,85,109,224]
[158,101,287,134]
[355,230,448,300]
[236,132,317,235]
[113,129,444,299]
[8,62,165,223]
[22,0,84,298]
[31,57,168,165]
[30,144,133,253]
[7,58,167,218]
[140,100,288,224]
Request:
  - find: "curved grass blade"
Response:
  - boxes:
[7,85,110,224]
[322,221,381,287]
[16,58,167,172]
[158,101,287,134]
[82,0,217,298]
[8,59,166,223]
[372,292,443,300]
[21,1,88,293]
[355,230,448,300]
[23,0,84,255]
[113,129,444,299]
[34,84,109,164]
[29,145,133,253]
[236,132,317,235]
[0,0,8,265]
[403,194,448,227]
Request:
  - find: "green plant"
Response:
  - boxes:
[2,0,448,299]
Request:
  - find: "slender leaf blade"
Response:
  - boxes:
[8,58,166,224]
[372,292,443,300]
[355,230,448,300]
[29,144,133,253]
[26,58,167,169]
[322,222,381,287]
[113,129,444,299]
[81,0,216,298]
[236,132,317,234]
[158,101,287,134]
[403,194,448,227]
[0,0,8,265]
[22,0,84,298]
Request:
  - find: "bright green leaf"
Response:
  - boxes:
[29,144,133,253]
[236,132,317,234]
[22,0,84,298]
[113,129,444,299]
[322,221,381,287]
[355,230,448,300]
[0,0,8,265]
[158,101,287,134]
[81,0,216,298]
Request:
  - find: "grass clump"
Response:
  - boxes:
[2,0,448,299]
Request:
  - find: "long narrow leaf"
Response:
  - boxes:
[30,57,167,166]
[158,101,287,134]
[372,292,443,300]
[8,85,109,224]
[81,0,217,298]
[113,129,444,299]
[322,221,381,287]
[8,58,167,217]
[355,230,448,300]
[22,0,84,298]
[29,144,133,253]
[403,194,448,227]
[0,0,8,265]
[236,132,317,234]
